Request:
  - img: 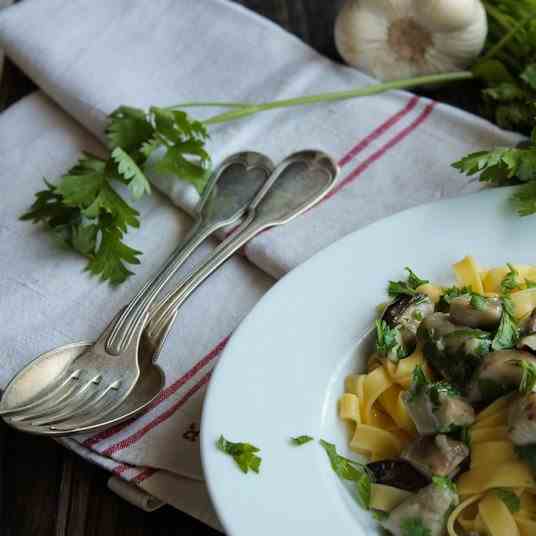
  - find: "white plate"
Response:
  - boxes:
[201,186,535,536]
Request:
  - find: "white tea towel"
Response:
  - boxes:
[0,0,522,529]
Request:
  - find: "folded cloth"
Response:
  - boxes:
[0,0,522,529]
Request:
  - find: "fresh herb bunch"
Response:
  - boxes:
[476,0,536,132]
[453,0,536,216]
[22,106,210,285]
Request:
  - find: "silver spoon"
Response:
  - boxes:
[0,151,274,423]
[3,150,339,435]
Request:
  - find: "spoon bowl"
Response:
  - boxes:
[0,341,165,435]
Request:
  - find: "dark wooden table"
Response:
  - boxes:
[0,1,481,534]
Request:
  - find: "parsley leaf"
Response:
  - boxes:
[407,365,429,402]
[20,156,142,286]
[85,223,141,285]
[492,299,519,351]
[106,106,155,157]
[388,267,429,297]
[400,517,431,536]
[375,320,407,362]
[494,488,521,513]
[216,435,262,474]
[111,147,151,199]
[511,359,536,394]
[319,439,372,509]
[290,435,314,446]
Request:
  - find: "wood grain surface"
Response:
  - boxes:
[0,1,480,534]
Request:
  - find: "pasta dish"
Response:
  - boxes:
[339,256,536,536]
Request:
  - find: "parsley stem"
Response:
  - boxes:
[202,71,474,126]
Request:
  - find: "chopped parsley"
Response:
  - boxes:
[440,285,471,303]
[319,440,372,509]
[216,435,261,474]
[290,435,314,446]
[413,310,424,321]
[432,475,457,493]
[501,263,520,294]
[492,303,519,351]
[470,293,488,311]
[388,267,429,297]
[372,510,389,521]
[511,359,536,394]
[494,488,521,513]
[407,365,428,402]
[375,320,407,362]
[429,382,461,410]
[400,517,431,536]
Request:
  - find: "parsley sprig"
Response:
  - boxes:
[22,106,211,285]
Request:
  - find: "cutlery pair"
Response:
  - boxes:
[0,149,339,435]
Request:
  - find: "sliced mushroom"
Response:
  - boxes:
[518,308,536,352]
[382,294,434,349]
[449,295,502,330]
[403,381,475,435]
[468,350,536,403]
[381,482,459,536]
[508,392,536,446]
[518,334,536,353]
[418,313,491,389]
[401,435,469,478]
[522,308,536,334]
[366,460,429,492]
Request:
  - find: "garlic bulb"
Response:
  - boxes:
[335,0,487,81]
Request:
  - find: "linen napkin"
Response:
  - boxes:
[0,0,522,529]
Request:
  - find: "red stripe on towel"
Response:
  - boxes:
[130,468,157,483]
[337,95,419,167]
[101,371,212,456]
[325,101,436,200]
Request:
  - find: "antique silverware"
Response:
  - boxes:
[0,151,274,426]
[2,149,339,435]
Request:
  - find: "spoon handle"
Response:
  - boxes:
[146,215,262,340]
[105,152,273,355]
[145,150,339,349]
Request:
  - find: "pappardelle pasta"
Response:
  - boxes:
[339,257,536,536]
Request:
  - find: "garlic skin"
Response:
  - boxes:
[335,0,487,81]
